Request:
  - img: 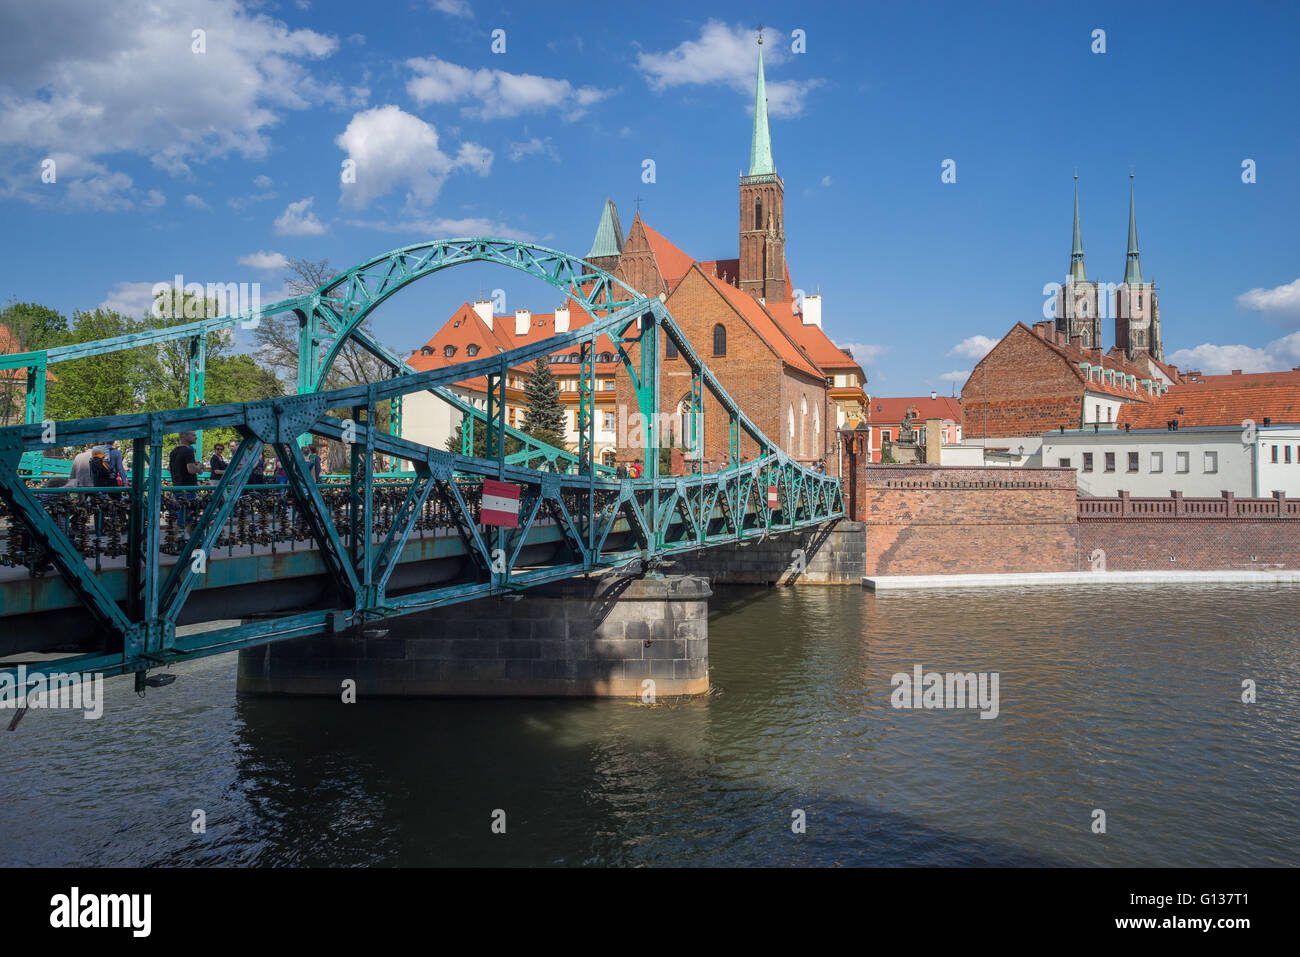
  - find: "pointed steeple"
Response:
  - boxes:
[1123,173,1143,285]
[1069,173,1087,282]
[587,198,623,259]
[748,32,774,177]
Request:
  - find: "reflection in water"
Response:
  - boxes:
[1,584,1297,866]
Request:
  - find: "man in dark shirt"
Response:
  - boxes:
[169,431,200,487]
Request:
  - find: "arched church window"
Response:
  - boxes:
[712,324,727,357]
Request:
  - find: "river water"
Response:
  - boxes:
[1,584,1297,867]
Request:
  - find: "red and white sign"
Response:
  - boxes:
[767,485,779,509]
[481,479,521,528]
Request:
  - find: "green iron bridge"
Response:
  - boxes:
[0,239,842,689]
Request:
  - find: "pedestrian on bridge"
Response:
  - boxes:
[209,443,228,484]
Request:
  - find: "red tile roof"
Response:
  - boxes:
[639,219,696,291]
[1022,322,1157,402]
[765,300,862,373]
[1118,385,1300,429]
[1172,369,1300,390]
[868,395,963,426]
[407,301,622,395]
[690,266,824,379]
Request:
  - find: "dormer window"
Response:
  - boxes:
[466,344,479,357]
[420,346,433,356]
[444,345,456,358]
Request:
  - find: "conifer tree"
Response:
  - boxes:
[521,357,566,448]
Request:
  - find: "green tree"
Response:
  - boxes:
[44,309,151,422]
[521,357,566,449]
[0,300,69,426]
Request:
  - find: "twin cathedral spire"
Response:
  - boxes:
[1057,173,1163,362]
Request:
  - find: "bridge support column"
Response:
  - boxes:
[236,572,710,698]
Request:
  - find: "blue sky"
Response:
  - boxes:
[1,0,1297,395]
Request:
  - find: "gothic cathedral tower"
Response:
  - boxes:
[739,33,786,303]
[1056,175,1101,349]
[1114,174,1163,362]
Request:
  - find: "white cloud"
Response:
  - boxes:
[508,137,558,162]
[334,105,491,209]
[1237,278,1300,321]
[405,55,612,120]
[239,250,291,272]
[0,0,342,202]
[939,370,971,383]
[99,281,161,319]
[253,174,274,189]
[184,194,211,211]
[820,175,832,187]
[1168,331,1300,375]
[274,197,326,235]
[428,0,472,16]
[836,342,890,365]
[947,334,998,360]
[346,216,535,242]
[636,21,824,118]
[143,189,166,207]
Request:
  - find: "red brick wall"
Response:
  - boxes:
[856,464,1300,576]
[962,324,1083,438]
[1078,492,1300,570]
[857,464,1081,575]
[1078,521,1300,570]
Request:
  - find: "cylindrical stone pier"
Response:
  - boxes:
[236,572,711,698]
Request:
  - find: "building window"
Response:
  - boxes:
[814,405,820,435]
[881,430,892,442]
[466,344,479,357]
[1151,452,1163,473]
[1204,451,1218,474]
[602,411,615,432]
[1107,406,1112,422]
[444,345,456,358]
[1287,446,1294,464]
[1059,457,1071,468]
[712,324,727,356]
[1176,451,1190,473]
[1272,445,1279,463]
[754,195,763,230]
[1127,451,1139,472]
[1105,452,1116,472]
[1137,292,1143,309]
[665,338,678,359]
[801,396,807,415]
[1082,452,1093,472]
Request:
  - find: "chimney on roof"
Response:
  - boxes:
[473,298,494,329]
[554,305,570,333]
[514,309,531,336]
[1032,320,1050,339]
[1069,334,1082,350]
[930,390,937,401]
[1231,369,1242,375]
[801,293,822,327]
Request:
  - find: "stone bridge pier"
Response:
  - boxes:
[237,572,711,699]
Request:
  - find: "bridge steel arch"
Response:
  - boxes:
[0,240,843,688]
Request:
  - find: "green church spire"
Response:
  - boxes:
[587,198,623,259]
[1069,173,1087,282]
[748,32,774,177]
[1123,173,1143,285]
